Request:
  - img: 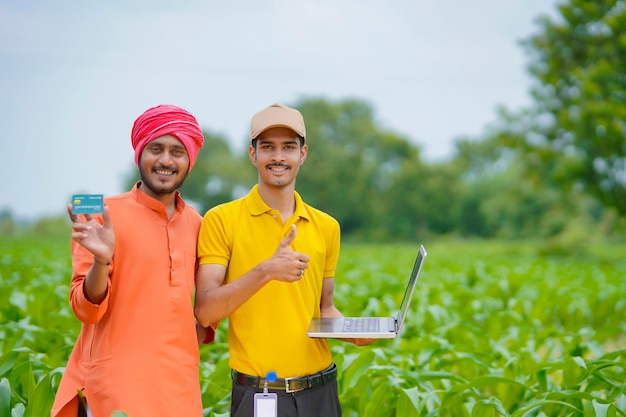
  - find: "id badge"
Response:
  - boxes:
[254,392,278,417]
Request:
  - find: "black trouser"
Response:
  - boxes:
[230,378,341,417]
[77,394,88,417]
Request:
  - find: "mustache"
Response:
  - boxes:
[153,164,178,172]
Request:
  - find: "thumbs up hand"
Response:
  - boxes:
[263,225,310,282]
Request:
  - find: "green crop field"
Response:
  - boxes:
[1,235,625,416]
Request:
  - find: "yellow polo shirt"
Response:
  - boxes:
[198,185,339,377]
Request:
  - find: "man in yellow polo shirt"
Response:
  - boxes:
[195,103,373,416]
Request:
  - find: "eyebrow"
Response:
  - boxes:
[149,141,187,150]
[258,138,299,145]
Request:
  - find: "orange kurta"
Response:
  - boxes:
[51,184,203,417]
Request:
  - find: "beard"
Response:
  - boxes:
[139,165,188,196]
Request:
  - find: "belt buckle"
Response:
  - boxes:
[284,376,303,393]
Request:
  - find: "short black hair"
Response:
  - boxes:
[251,136,305,148]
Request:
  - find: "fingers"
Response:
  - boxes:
[67,203,91,224]
[269,224,312,282]
[274,262,306,282]
[68,203,109,241]
[354,338,376,346]
[70,219,93,241]
[288,256,309,280]
[278,225,310,262]
[340,337,376,346]
[279,224,297,249]
[70,231,89,241]
[67,204,109,227]
[67,204,78,223]
[101,205,112,228]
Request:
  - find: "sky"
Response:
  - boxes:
[0,0,559,221]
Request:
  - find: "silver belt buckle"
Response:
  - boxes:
[285,376,303,393]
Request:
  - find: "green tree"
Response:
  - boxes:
[451,108,609,243]
[523,0,626,214]
[295,97,442,240]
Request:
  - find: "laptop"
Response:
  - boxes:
[307,245,427,339]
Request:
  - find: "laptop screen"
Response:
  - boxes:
[395,245,427,333]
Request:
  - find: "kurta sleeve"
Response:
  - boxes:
[68,240,111,324]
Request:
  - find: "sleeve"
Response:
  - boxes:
[202,321,220,344]
[197,206,232,267]
[68,239,112,324]
[323,217,341,279]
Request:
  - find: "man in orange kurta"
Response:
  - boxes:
[51,104,209,417]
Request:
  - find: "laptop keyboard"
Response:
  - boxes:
[342,317,380,332]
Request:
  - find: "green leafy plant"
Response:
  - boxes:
[2,236,625,416]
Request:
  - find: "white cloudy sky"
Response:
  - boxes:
[1,0,559,220]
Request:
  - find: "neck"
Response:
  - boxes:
[257,183,296,221]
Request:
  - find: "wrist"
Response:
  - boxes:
[94,257,112,266]
[256,263,273,283]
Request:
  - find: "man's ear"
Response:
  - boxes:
[249,145,257,164]
[300,144,308,165]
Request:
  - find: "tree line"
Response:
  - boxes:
[160,0,625,245]
[6,0,625,246]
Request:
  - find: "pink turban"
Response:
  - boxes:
[131,104,204,172]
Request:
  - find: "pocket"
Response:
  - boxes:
[231,382,256,417]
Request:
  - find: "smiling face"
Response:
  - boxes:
[138,134,190,200]
[249,127,307,190]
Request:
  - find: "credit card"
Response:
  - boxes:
[72,194,104,214]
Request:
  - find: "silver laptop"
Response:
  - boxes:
[307,245,427,339]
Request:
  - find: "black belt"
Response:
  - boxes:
[232,363,337,393]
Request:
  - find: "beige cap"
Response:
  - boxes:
[250,103,306,142]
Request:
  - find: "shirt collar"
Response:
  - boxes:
[245,184,309,221]
[131,182,186,216]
